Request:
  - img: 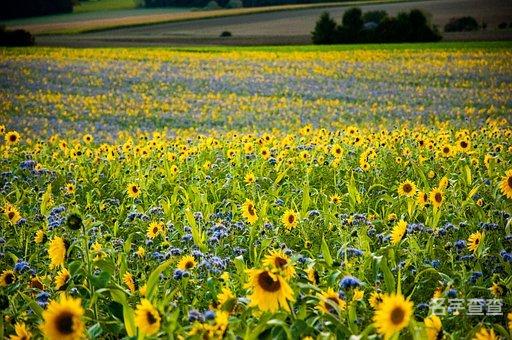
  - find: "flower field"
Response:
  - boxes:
[0,43,512,339]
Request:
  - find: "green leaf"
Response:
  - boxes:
[380,256,396,293]
[90,271,111,289]
[20,293,43,318]
[40,183,53,216]
[321,236,333,267]
[110,289,136,337]
[87,323,103,338]
[146,259,172,300]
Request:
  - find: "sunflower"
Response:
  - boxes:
[55,268,70,290]
[473,327,498,340]
[30,276,44,290]
[64,183,75,194]
[369,291,384,309]
[429,188,444,209]
[0,270,15,287]
[82,134,93,144]
[457,139,471,152]
[135,299,161,336]
[489,283,506,297]
[508,312,512,331]
[244,172,256,185]
[439,144,453,157]
[241,199,258,224]
[5,131,20,145]
[317,288,346,314]
[123,272,136,293]
[397,180,416,197]
[331,144,343,158]
[147,221,164,239]
[48,236,66,269]
[282,210,299,230]
[135,246,146,258]
[352,288,364,301]
[467,231,483,253]
[500,169,512,199]
[263,250,296,279]
[391,220,407,245]
[373,293,414,339]
[40,294,84,340]
[417,191,429,207]
[424,314,442,340]
[245,268,294,312]
[177,255,196,271]
[330,194,342,205]
[9,322,31,340]
[306,266,319,285]
[34,229,46,244]
[126,183,141,198]
[4,204,21,225]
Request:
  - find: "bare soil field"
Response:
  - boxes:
[36,0,512,46]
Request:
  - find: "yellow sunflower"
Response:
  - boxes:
[397,180,417,197]
[391,220,407,245]
[4,204,21,225]
[331,144,343,158]
[369,291,384,309]
[48,236,66,269]
[263,250,296,279]
[467,231,483,253]
[429,188,444,209]
[217,286,236,308]
[245,268,294,313]
[9,322,31,340]
[64,183,75,194]
[123,272,136,293]
[177,255,196,271]
[0,270,15,287]
[147,221,164,239]
[473,327,498,340]
[55,268,70,290]
[126,183,141,198]
[417,191,429,207]
[40,294,84,340]
[373,293,414,339]
[135,299,161,335]
[500,169,512,199]
[508,312,512,331]
[330,194,342,205]
[34,229,46,244]
[424,314,442,340]
[5,131,20,145]
[317,287,346,314]
[282,210,299,230]
[306,266,319,285]
[244,172,256,185]
[241,199,258,225]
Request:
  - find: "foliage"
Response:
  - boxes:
[0,0,73,20]
[444,16,479,32]
[0,27,34,46]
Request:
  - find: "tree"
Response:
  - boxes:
[311,12,338,44]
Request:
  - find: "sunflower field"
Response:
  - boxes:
[0,43,512,339]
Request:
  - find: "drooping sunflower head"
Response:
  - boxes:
[40,294,85,340]
[317,287,346,314]
[48,236,67,269]
[473,327,498,340]
[263,250,295,279]
[369,291,384,309]
[373,293,413,339]
[282,210,299,230]
[177,255,197,271]
[391,220,407,245]
[135,299,161,335]
[55,268,70,291]
[417,191,429,207]
[397,180,416,197]
[11,322,32,340]
[123,272,136,293]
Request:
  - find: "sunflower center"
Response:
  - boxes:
[435,193,442,203]
[508,176,512,188]
[443,147,450,153]
[274,257,287,268]
[55,311,74,334]
[5,273,14,284]
[403,184,412,193]
[325,297,339,313]
[390,306,405,325]
[475,238,479,245]
[146,311,157,325]
[248,204,255,216]
[460,141,468,148]
[132,186,138,193]
[8,211,15,219]
[185,261,194,269]
[9,135,16,142]
[153,227,158,234]
[288,215,295,224]
[257,271,281,292]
